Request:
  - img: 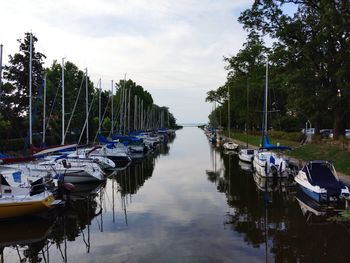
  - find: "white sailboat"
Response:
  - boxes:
[3,155,105,183]
[223,82,239,151]
[85,143,132,166]
[252,57,291,177]
[238,148,257,163]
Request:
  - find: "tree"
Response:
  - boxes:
[238,0,350,138]
[3,32,46,117]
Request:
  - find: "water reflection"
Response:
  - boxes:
[0,140,170,263]
[2,129,350,262]
[208,143,350,262]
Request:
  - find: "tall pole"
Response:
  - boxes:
[111,80,114,135]
[85,68,89,144]
[98,78,101,134]
[29,33,33,146]
[123,87,127,135]
[42,73,47,144]
[61,57,65,145]
[123,75,127,135]
[134,95,137,131]
[138,98,142,130]
[228,87,230,138]
[127,88,131,133]
[141,100,144,130]
[0,44,3,96]
[119,83,123,134]
[168,110,170,128]
[264,57,268,135]
[246,78,249,148]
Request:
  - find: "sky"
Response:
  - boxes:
[0,0,252,124]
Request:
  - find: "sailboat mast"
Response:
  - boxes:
[85,68,89,144]
[111,80,114,135]
[139,98,142,130]
[134,95,137,131]
[98,78,101,134]
[29,33,33,146]
[246,78,249,148]
[128,87,131,133]
[264,57,269,135]
[42,73,46,144]
[119,82,123,134]
[61,57,65,145]
[0,44,3,95]
[228,87,230,138]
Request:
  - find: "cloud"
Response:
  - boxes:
[0,0,251,123]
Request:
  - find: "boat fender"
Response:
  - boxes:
[64,182,75,191]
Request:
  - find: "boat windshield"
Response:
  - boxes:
[306,162,342,187]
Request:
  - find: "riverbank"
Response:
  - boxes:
[220,132,350,185]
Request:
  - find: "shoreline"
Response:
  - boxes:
[219,134,350,186]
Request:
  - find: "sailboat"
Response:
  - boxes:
[0,34,59,220]
[252,57,291,177]
[0,170,57,220]
[238,79,257,162]
[223,85,239,151]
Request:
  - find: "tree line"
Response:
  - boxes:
[0,32,176,147]
[206,0,350,139]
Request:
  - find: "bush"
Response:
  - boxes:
[269,131,304,142]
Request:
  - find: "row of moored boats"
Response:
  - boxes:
[0,129,175,220]
[204,126,350,209]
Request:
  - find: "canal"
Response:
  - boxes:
[1,127,350,262]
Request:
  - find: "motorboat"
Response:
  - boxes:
[238,148,257,163]
[223,141,239,151]
[294,160,350,203]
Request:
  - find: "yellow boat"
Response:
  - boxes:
[0,173,56,220]
[0,192,55,220]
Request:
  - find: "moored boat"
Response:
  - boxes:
[0,173,57,220]
[294,160,350,204]
[223,141,239,151]
[238,148,257,163]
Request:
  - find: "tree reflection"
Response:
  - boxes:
[206,145,350,262]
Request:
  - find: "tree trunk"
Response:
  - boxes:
[333,111,345,140]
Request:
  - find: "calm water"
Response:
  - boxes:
[1,127,350,262]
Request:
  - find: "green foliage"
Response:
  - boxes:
[0,113,10,137]
[0,32,177,147]
[3,33,46,117]
[290,143,350,176]
[269,131,304,143]
[208,1,350,139]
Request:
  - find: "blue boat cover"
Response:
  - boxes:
[260,135,291,151]
[303,161,345,190]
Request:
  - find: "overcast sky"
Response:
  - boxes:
[0,0,251,123]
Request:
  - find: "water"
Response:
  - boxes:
[1,127,350,262]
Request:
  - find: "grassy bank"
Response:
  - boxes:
[224,131,350,176]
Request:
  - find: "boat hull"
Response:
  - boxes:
[63,172,104,183]
[0,193,54,220]
[298,184,322,203]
